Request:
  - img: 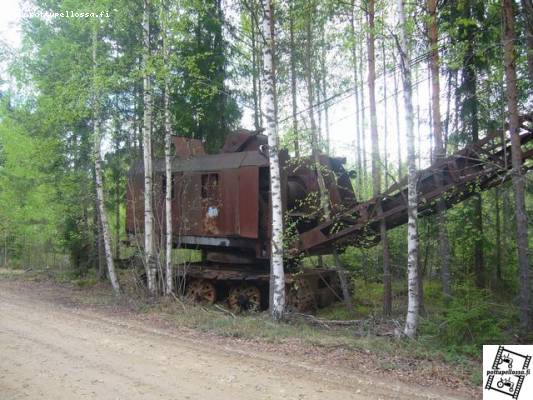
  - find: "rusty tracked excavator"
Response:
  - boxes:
[126,115,532,312]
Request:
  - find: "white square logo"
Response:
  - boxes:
[483,345,532,399]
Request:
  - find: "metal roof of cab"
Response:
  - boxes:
[129,150,269,176]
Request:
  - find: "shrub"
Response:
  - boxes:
[438,282,505,352]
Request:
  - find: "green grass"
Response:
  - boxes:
[1,265,495,386]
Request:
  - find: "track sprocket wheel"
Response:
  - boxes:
[286,278,315,312]
[228,284,261,312]
[185,279,217,305]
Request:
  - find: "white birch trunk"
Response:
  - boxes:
[260,0,285,320]
[143,0,156,293]
[397,0,419,338]
[92,26,120,293]
[162,4,173,295]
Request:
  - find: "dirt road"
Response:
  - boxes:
[0,280,471,400]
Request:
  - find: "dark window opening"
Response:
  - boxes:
[161,174,176,199]
[201,173,219,199]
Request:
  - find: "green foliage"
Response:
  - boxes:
[422,282,506,356]
[167,0,241,152]
[0,102,63,257]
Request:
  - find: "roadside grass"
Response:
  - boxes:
[0,264,486,385]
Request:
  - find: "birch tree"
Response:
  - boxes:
[260,0,285,320]
[396,0,419,338]
[503,0,531,330]
[92,25,120,293]
[143,0,157,293]
[393,65,402,177]
[162,0,173,295]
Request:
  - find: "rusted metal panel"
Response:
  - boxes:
[125,172,143,234]
[153,151,268,173]
[221,130,267,153]
[299,228,329,252]
[218,169,239,235]
[153,173,166,239]
[171,168,255,239]
[239,166,259,238]
[179,173,203,236]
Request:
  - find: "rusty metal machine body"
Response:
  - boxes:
[126,118,532,311]
[126,129,354,310]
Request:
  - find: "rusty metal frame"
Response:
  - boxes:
[299,124,532,255]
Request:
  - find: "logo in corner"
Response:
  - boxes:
[484,345,532,399]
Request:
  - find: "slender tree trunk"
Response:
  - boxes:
[462,3,484,289]
[418,224,427,316]
[397,0,419,338]
[92,26,120,293]
[257,30,264,128]
[503,186,511,281]
[112,116,121,261]
[96,206,106,280]
[162,3,173,295]
[494,187,502,282]
[427,65,433,162]
[289,0,299,157]
[393,66,402,177]
[444,70,452,158]
[382,37,389,188]
[3,231,7,267]
[367,0,392,315]
[115,169,120,260]
[350,6,362,198]
[367,0,379,191]
[316,66,323,144]
[321,29,330,154]
[503,0,531,330]
[251,0,260,131]
[142,0,156,293]
[359,13,367,197]
[261,0,285,320]
[415,67,421,170]
[427,0,450,300]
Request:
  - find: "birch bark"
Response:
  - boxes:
[289,0,299,157]
[143,0,156,293]
[396,0,419,338]
[260,0,285,320]
[162,2,173,295]
[92,26,120,293]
